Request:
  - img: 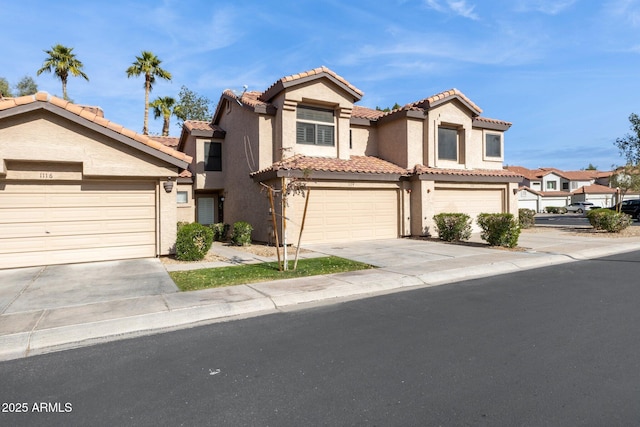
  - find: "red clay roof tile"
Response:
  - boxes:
[409,88,482,114]
[415,165,522,178]
[259,66,364,102]
[252,154,409,176]
[149,136,179,148]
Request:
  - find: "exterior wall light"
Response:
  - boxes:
[163,178,174,193]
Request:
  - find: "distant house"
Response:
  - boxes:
[506,166,616,212]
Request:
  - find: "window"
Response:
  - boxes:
[296,106,335,146]
[563,182,569,190]
[485,133,501,158]
[547,181,557,190]
[438,127,458,161]
[177,191,188,204]
[204,142,222,171]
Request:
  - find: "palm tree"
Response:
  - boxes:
[126,51,172,135]
[150,96,176,136]
[36,44,89,100]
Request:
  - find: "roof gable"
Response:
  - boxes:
[0,93,191,168]
[409,89,482,116]
[259,66,363,103]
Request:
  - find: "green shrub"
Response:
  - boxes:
[545,206,567,214]
[518,208,536,229]
[210,223,230,241]
[177,221,189,231]
[175,222,214,261]
[231,221,253,246]
[477,213,521,248]
[586,209,632,232]
[433,213,472,242]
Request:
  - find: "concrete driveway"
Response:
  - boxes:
[0,259,178,315]
[304,237,502,269]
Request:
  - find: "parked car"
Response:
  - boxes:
[608,199,640,220]
[565,202,594,213]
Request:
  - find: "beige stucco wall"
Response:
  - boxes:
[272,80,354,161]
[176,182,195,223]
[0,110,181,256]
[349,125,378,156]
[194,136,225,190]
[378,118,409,167]
[215,100,272,241]
[429,102,473,169]
[469,127,505,169]
[0,111,177,178]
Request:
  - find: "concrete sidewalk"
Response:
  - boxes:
[1,228,639,361]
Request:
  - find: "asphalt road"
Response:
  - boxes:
[2,250,640,426]
[536,213,640,227]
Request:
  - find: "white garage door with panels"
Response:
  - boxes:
[290,188,399,243]
[433,188,505,230]
[0,181,156,269]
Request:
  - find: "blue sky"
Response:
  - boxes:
[2,0,640,170]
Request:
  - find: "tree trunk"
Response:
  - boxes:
[143,75,150,135]
[162,115,170,136]
[62,79,68,101]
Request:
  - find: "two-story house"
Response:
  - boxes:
[178,67,520,244]
[507,166,616,212]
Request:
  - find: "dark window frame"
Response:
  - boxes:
[438,127,459,161]
[204,141,222,171]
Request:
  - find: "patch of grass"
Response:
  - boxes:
[169,256,374,291]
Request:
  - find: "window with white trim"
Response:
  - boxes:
[485,133,502,158]
[296,105,335,146]
[438,127,458,161]
[547,181,557,190]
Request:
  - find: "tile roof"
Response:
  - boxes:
[184,120,223,132]
[351,106,386,120]
[0,92,191,164]
[259,66,364,102]
[409,88,482,114]
[223,90,269,108]
[473,116,512,128]
[414,165,522,178]
[252,154,409,176]
[149,135,179,148]
[572,184,616,194]
[507,166,610,181]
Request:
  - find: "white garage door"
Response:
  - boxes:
[289,188,399,243]
[433,188,504,230]
[0,181,157,269]
[519,199,538,212]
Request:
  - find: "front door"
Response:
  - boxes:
[197,196,216,225]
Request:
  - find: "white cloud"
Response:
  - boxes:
[448,1,480,20]
[424,0,479,20]
[515,0,578,15]
[606,0,640,26]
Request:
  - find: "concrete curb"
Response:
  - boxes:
[1,237,639,362]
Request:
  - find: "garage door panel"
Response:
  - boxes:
[0,181,157,269]
[0,219,155,239]
[290,188,398,243]
[433,188,505,231]
[0,231,156,254]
